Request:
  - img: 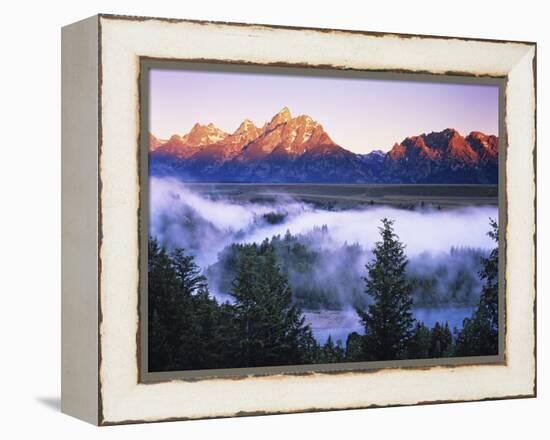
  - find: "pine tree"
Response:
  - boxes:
[319,335,345,363]
[230,244,316,367]
[262,249,318,364]
[171,248,208,295]
[408,322,431,359]
[430,322,453,357]
[230,247,261,366]
[455,220,499,356]
[148,239,236,371]
[345,332,363,361]
[148,239,206,371]
[356,218,415,361]
[148,238,185,371]
[189,290,238,369]
[408,321,454,359]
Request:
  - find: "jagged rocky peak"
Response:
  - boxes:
[149,133,162,151]
[284,112,334,146]
[466,131,499,158]
[388,142,407,160]
[185,122,228,146]
[267,106,292,130]
[414,128,479,163]
[149,114,499,184]
[387,128,498,166]
[169,134,183,141]
[235,118,259,134]
[248,109,336,156]
[426,128,461,147]
[290,114,319,132]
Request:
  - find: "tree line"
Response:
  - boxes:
[148,219,499,372]
[209,228,486,311]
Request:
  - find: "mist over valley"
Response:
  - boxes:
[149,177,497,344]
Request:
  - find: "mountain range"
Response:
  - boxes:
[149,107,498,184]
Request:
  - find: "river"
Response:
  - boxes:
[303,306,476,345]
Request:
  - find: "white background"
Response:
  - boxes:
[0,0,546,438]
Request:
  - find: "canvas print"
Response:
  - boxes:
[145,66,500,373]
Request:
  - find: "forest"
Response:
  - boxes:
[148,218,499,372]
[207,227,488,310]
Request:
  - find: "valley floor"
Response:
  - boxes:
[182,183,498,209]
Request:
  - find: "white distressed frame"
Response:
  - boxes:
[69,15,537,425]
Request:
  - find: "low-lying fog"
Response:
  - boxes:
[150,177,498,343]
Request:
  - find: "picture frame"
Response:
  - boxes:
[61,14,536,425]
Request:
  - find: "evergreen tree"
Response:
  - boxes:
[356,218,415,361]
[230,244,316,367]
[408,322,431,359]
[319,335,345,363]
[230,247,260,366]
[408,321,454,359]
[190,291,239,369]
[430,322,453,357]
[171,248,208,296]
[148,238,236,371]
[148,238,186,371]
[257,247,316,365]
[345,332,363,362]
[455,220,499,356]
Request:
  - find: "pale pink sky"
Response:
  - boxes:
[149,68,499,154]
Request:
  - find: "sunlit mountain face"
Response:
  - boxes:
[149,107,498,184]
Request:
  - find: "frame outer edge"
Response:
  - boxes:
[95,15,537,424]
[61,14,100,425]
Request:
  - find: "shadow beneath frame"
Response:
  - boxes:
[36,396,61,412]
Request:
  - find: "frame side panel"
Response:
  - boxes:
[61,15,100,425]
